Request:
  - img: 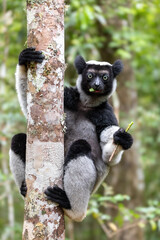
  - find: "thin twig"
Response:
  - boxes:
[96,218,113,238]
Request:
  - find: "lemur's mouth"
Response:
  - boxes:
[89,88,102,93]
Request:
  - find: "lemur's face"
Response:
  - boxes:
[74,56,123,97]
[81,64,114,96]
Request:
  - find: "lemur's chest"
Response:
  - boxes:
[64,107,101,158]
[65,108,95,140]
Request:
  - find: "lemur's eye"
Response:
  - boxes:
[87,73,93,79]
[103,74,109,81]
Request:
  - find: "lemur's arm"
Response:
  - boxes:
[88,102,133,166]
[9,48,44,197]
[15,64,28,118]
[15,48,44,117]
[100,126,132,166]
[100,108,133,166]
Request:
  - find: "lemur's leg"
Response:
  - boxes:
[15,47,44,117]
[45,139,97,222]
[9,133,27,197]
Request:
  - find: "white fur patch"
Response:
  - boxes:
[108,78,117,98]
[100,126,124,166]
[87,60,112,66]
[9,149,25,188]
[100,126,119,143]
[15,64,28,118]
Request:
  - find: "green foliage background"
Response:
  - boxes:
[0,0,160,239]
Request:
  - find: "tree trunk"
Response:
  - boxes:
[22,1,65,239]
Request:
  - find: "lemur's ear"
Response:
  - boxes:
[112,60,123,77]
[74,56,86,74]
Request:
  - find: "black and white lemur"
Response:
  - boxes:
[9,48,133,222]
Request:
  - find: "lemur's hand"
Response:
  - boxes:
[19,47,45,66]
[20,180,27,197]
[113,128,133,150]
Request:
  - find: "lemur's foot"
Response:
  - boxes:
[19,47,45,65]
[20,180,27,197]
[44,186,71,209]
[113,128,133,150]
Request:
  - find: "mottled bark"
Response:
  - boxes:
[23,0,65,239]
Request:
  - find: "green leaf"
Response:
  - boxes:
[100,214,111,221]
[138,222,146,229]
[116,49,132,59]
[89,88,95,92]
[95,14,107,25]
[149,220,157,231]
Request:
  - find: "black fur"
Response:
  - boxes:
[11,133,26,162]
[64,87,80,111]
[65,140,92,167]
[74,55,86,74]
[45,186,71,209]
[19,47,45,66]
[87,102,118,139]
[112,60,123,77]
[113,128,133,150]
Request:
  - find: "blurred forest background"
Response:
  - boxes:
[0,0,160,239]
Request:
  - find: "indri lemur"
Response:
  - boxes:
[9,48,133,222]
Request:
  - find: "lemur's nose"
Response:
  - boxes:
[94,78,100,87]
